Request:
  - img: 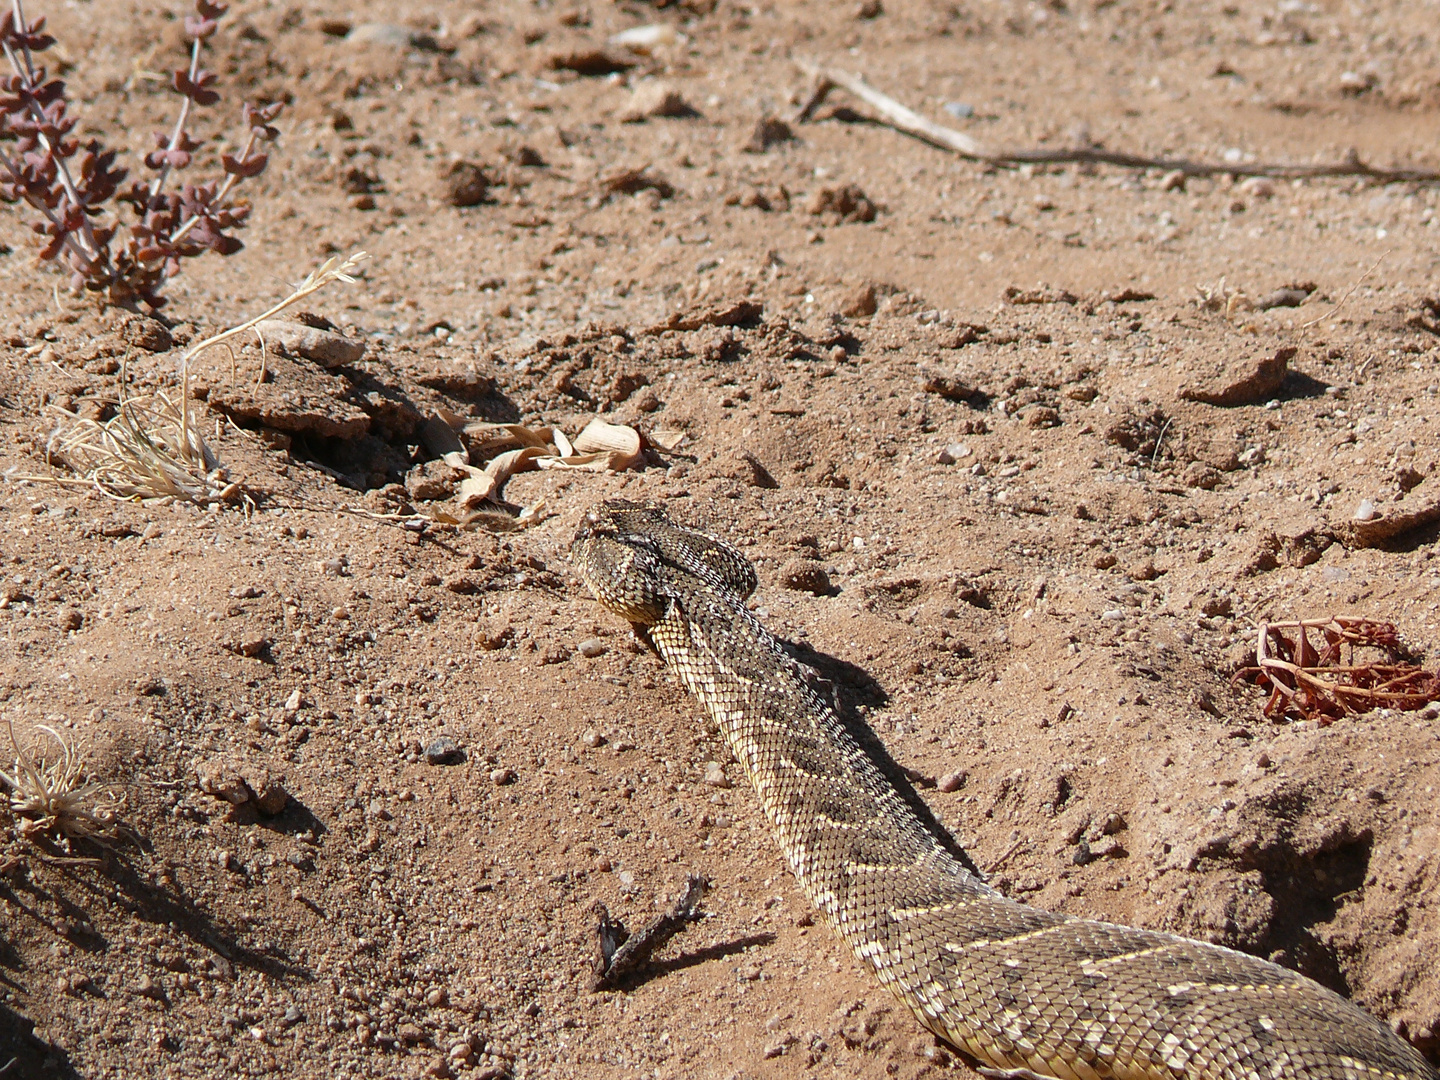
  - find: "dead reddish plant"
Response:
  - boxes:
[1234,616,1440,723]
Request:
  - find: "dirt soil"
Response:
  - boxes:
[2,1,1440,1078]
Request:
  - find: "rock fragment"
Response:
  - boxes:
[254,320,367,368]
[1179,346,1293,406]
[619,82,695,122]
[743,117,793,153]
[937,770,967,793]
[425,738,466,766]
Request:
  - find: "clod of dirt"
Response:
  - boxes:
[920,369,980,402]
[1183,462,1221,489]
[619,82,696,122]
[743,117,794,153]
[1337,488,1440,548]
[440,160,493,207]
[255,319,367,368]
[1179,346,1294,406]
[778,558,832,595]
[935,322,987,348]
[342,165,382,195]
[120,316,173,353]
[424,738,466,766]
[1406,297,1440,336]
[206,354,371,441]
[1104,407,1171,456]
[601,166,675,198]
[806,184,877,223]
[549,47,633,76]
[839,282,878,318]
[1003,284,1078,305]
[728,450,778,489]
[406,459,463,502]
[1255,283,1316,310]
[647,299,764,334]
[195,757,289,817]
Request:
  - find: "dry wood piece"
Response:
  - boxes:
[1233,617,1440,723]
[793,60,1440,183]
[591,873,708,990]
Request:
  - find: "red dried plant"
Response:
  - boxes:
[0,0,281,309]
[1234,616,1440,723]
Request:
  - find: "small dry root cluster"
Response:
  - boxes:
[1235,616,1440,723]
[0,719,122,840]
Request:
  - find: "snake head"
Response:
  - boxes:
[572,502,670,625]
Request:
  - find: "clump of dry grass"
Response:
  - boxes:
[0,718,122,841]
[44,383,236,504]
[17,250,368,505]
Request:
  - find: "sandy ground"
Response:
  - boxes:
[0,1,1438,1078]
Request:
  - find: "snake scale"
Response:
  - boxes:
[573,501,1437,1080]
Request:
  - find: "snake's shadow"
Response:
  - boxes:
[784,641,985,880]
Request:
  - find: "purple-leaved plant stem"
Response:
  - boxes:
[2,0,106,271]
[168,126,257,248]
[146,34,202,203]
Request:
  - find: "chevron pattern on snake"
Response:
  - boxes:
[572,501,1437,1080]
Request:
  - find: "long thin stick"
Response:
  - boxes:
[1299,249,1390,329]
[795,60,1440,183]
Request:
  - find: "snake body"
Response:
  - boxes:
[573,501,1437,1080]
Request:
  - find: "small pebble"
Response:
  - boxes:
[490,767,516,786]
[937,443,972,465]
[1353,499,1376,522]
[425,738,466,766]
[581,730,606,748]
[426,987,448,1008]
[239,636,270,658]
[577,638,608,658]
[703,762,730,788]
[937,770,967,793]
